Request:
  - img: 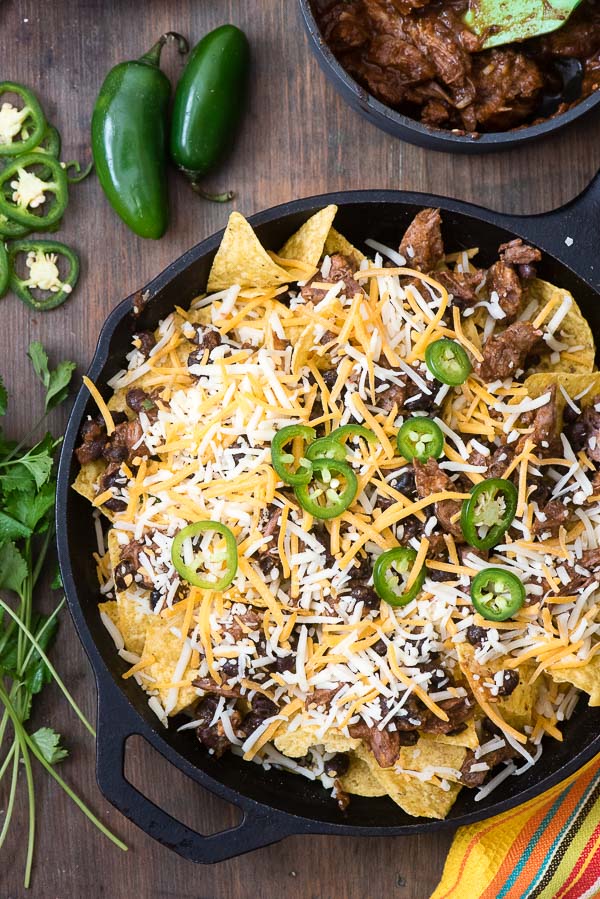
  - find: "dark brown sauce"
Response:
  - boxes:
[313,0,600,133]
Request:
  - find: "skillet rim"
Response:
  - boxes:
[56,188,600,844]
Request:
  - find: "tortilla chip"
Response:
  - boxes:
[72,458,106,504]
[550,655,600,707]
[107,531,152,655]
[142,615,200,714]
[274,722,359,758]
[98,600,119,626]
[524,279,595,375]
[399,736,467,783]
[279,206,338,269]
[207,212,290,292]
[525,372,600,413]
[356,744,461,818]
[339,753,387,797]
[456,643,539,731]
[433,721,479,750]
[324,227,366,265]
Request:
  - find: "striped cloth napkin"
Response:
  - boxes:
[431,756,600,899]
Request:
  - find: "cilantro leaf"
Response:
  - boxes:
[28,341,76,412]
[0,465,36,494]
[0,510,32,546]
[51,566,63,590]
[31,727,68,765]
[27,341,49,387]
[0,614,19,677]
[46,361,76,412]
[4,481,55,534]
[0,376,7,417]
[0,542,28,597]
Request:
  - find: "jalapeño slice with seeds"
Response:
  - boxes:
[461,477,518,550]
[271,424,315,486]
[397,417,444,462]
[171,520,238,591]
[373,546,425,607]
[470,567,525,622]
[425,338,472,386]
[294,457,357,519]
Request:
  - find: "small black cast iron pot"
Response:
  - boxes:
[57,172,600,863]
[298,0,600,153]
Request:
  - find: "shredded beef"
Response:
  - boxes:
[487,260,523,322]
[532,499,569,537]
[435,269,486,307]
[103,419,149,464]
[557,548,600,594]
[348,720,402,768]
[460,742,518,788]
[498,238,542,267]
[476,321,544,382]
[566,396,600,462]
[238,694,279,738]
[301,253,363,303]
[75,417,107,465]
[413,458,463,539]
[195,696,242,758]
[420,695,475,735]
[399,208,444,273]
[516,384,558,455]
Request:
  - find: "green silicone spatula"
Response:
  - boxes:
[463,0,584,49]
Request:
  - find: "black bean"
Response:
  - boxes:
[466,625,488,648]
[324,753,349,778]
[496,669,519,697]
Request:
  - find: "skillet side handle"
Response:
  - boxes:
[511,169,600,293]
[96,695,293,863]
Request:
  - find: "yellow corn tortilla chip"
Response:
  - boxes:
[72,458,106,503]
[273,721,359,758]
[550,655,600,706]
[98,600,119,626]
[142,615,200,715]
[456,643,539,731]
[524,279,595,375]
[433,721,479,750]
[207,212,290,292]
[279,206,338,269]
[324,226,366,265]
[399,736,467,783]
[356,744,461,818]
[107,531,152,655]
[339,753,387,797]
[525,372,600,411]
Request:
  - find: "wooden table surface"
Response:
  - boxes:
[2,1,600,897]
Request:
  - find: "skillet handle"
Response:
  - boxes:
[509,169,600,293]
[95,691,295,863]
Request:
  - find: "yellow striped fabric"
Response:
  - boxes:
[432,757,600,899]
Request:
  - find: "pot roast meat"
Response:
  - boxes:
[195,696,242,758]
[435,269,486,308]
[487,260,523,322]
[498,238,541,268]
[399,208,444,273]
[460,742,518,788]
[476,321,544,382]
[348,720,402,768]
[566,396,600,463]
[301,253,364,303]
[413,458,463,539]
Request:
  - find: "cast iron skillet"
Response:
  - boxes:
[56,172,600,863]
[298,0,600,153]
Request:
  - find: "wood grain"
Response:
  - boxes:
[1,0,599,896]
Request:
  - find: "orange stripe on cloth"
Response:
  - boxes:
[431,756,600,899]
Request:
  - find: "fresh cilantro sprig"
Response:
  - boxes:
[0,344,126,888]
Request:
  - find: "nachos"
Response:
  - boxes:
[73,206,600,819]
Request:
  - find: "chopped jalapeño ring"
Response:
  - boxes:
[470,567,525,622]
[0,152,68,229]
[271,424,315,486]
[0,82,46,157]
[330,424,377,445]
[7,239,79,310]
[397,417,444,462]
[305,435,347,462]
[461,477,518,550]
[425,338,472,386]
[171,520,238,591]
[294,457,357,519]
[373,546,425,607]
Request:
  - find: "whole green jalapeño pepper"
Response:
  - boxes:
[171,520,238,591]
[170,25,250,200]
[0,83,46,157]
[92,33,189,239]
[0,240,9,298]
